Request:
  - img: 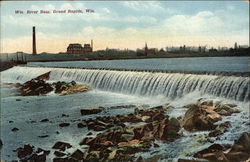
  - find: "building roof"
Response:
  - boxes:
[68,43,83,48]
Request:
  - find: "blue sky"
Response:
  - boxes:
[1,1,249,53]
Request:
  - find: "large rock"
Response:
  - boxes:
[20,78,89,96]
[209,121,231,137]
[52,141,72,151]
[161,118,181,140]
[214,104,240,116]
[226,132,250,161]
[60,84,90,95]
[193,132,250,162]
[70,149,84,160]
[21,79,54,96]
[54,151,66,157]
[16,144,33,159]
[182,104,218,131]
[194,144,230,161]
[16,145,50,161]
[59,123,70,127]
[80,108,102,115]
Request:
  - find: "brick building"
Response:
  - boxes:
[67,40,93,55]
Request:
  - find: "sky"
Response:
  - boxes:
[0,0,249,53]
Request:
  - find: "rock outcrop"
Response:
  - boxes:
[182,100,240,132]
[15,145,50,162]
[20,78,90,96]
[77,105,180,161]
[80,108,102,115]
[52,141,72,151]
[194,132,250,162]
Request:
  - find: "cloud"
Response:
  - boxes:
[31,4,56,10]
[122,1,163,11]
[122,1,175,14]
[101,7,111,14]
[163,11,227,36]
[2,15,58,28]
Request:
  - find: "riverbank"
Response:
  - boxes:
[0,61,27,72]
[1,50,249,63]
[0,62,16,72]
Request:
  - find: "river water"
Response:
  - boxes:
[28,56,250,72]
[1,56,249,161]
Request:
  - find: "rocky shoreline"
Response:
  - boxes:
[2,72,91,96]
[6,98,249,162]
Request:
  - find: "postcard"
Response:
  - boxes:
[0,1,249,161]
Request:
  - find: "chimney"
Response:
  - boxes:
[91,39,93,51]
[32,26,37,55]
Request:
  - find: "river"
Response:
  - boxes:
[28,56,250,73]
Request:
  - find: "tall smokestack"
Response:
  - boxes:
[32,26,37,55]
[91,39,93,51]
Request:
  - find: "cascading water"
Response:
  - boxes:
[2,66,249,102]
[49,68,250,101]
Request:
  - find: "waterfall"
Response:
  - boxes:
[47,68,249,102]
[1,66,249,101]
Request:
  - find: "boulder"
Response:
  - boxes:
[141,116,151,122]
[198,99,214,106]
[226,132,250,161]
[182,104,218,131]
[80,108,102,115]
[20,78,89,96]
[16,145,49,161]
[70,149,84,160]
[87,132,93,136]
[21,79,54,96]
[16,144,33,159]
[118,139,141,147]
[215,104,240,116]
[52,141,72,151]
[85,151,101,161]
[60,84,90,95]
[12,128,19,132]
[77,123,86,128]
[209,121,231,137]
[194,144,230,161]
[193,133,250,162]
[109,104,137,109]
[59,123,70,127]
[34,72,51,80]
[27,153,47,162]
[40,119,49,122]
[61,114,69,117]
[38,135,49,138]
[161,118,181,140]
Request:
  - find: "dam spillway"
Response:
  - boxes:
[2,66,249,102]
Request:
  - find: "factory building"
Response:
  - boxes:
[67,40,93,55]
